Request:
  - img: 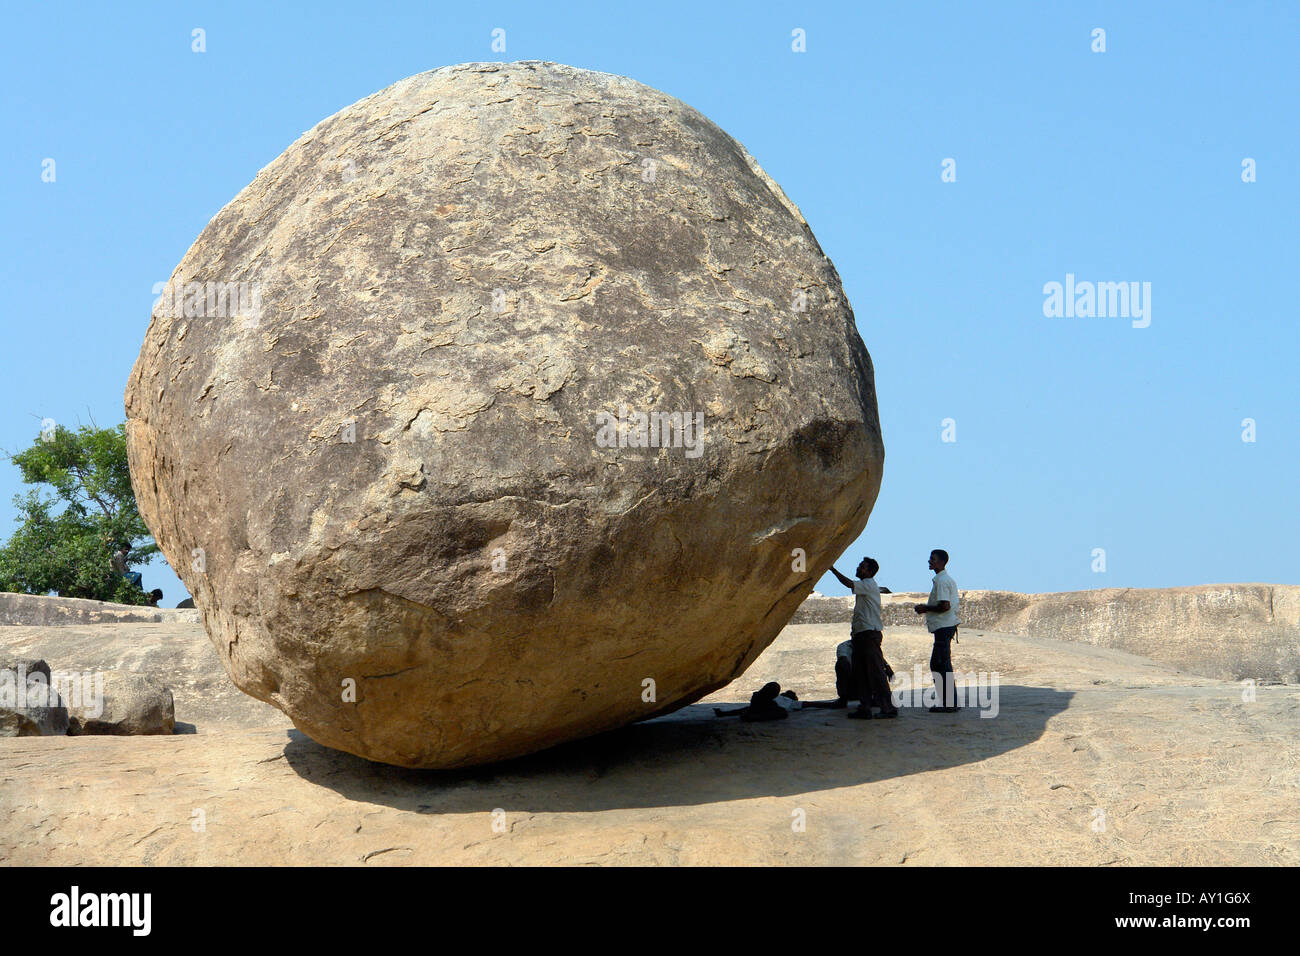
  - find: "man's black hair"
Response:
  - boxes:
[860,557,880,577]
[931,549,949,564]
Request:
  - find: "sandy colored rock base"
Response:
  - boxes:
[2,623,1295,866]
[0,592,198,627]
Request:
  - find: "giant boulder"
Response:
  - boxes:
[124,61,883,768]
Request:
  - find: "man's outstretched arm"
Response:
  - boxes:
[830,566,855,589]
[914,600,951,614]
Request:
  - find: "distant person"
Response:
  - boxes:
[914,549,960,712]
[830,557,898,719]
[714,682,802,721]
[147,589,163,607]
[111,543,141,589]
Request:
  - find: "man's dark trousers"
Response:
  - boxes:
[930,625,959,708]
[835,655,856,702]
[850,630,896,714]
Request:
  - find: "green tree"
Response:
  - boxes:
[0,422,157,603]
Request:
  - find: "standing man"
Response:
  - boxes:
[914,549,960,712]
[830,558,898,719]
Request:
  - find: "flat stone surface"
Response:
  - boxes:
[0,592,198,627]
[2,622,1295,865]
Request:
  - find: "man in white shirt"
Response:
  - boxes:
[913,549,960,712]
[830,557,898,719]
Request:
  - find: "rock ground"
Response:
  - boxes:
[2,619,1295,865]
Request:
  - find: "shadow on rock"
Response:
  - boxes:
[281,684,1073,812]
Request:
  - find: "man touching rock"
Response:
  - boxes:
[830,557,898,719]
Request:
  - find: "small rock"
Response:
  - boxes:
[67,672,175,736]
[0,659,70,736]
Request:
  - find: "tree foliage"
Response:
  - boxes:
[0,422,156,603]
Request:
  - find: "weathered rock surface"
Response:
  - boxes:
[791,584,1300,683]
[0,592,197,627]
[67,672,175,736]
[123,62,883,768]
[0,659,69,737]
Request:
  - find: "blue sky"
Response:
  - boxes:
[1,1,1296,604]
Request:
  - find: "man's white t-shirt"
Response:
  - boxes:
[925,570,960,632]
[773,694,802,712]
[851,577,883,632]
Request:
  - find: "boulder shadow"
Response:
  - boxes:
[281,683,1073,813]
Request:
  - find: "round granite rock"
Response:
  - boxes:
[125,61,883,768]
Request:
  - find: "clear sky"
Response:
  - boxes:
[2,1,1296,605]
